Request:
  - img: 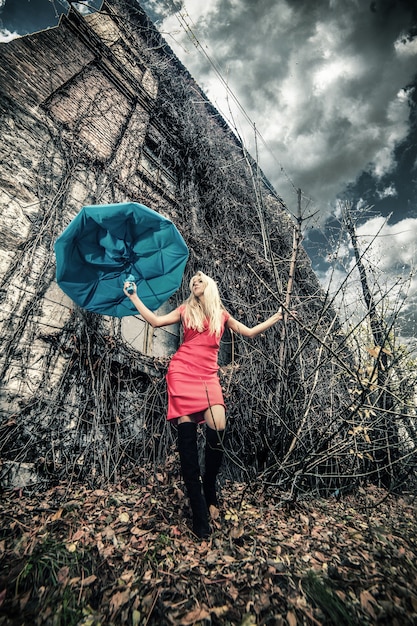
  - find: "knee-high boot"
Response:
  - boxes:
[202,426,226,508]
[177,422,211,539]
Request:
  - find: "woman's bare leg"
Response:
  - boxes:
[203,404,226,430]
[178,415,193,424]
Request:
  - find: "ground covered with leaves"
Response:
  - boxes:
[0,468,416,626]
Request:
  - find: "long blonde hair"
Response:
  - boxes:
[182,271,224,336]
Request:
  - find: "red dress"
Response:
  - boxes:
[166,305,230,422]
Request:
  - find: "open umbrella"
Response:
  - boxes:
[54,202,189,317]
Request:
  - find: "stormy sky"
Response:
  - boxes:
[1,0,417,345]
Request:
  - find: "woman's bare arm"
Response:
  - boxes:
[226,307,296,338]
[123,284,181,327]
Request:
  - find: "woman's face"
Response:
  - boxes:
[191,275,206,298]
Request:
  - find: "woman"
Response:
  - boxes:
[124,271,292,538]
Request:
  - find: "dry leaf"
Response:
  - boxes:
[181,606,210,624]
[211,604,229,617]
[360,590,377,618]
[227,583,239,601]
[50,508,63,521]
[230,525,244,539]
[223,554,236,563]
[109,589,130,615]
[72,529,85,541]
[57,566,69,585]
[209,504,220,520]
[119,570,135,583]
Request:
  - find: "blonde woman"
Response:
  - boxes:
[124,271,293,538]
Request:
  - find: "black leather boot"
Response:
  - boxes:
[177,422,211,539]
[202,426,226,508]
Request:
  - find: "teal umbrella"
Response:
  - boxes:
[54,202,189,317]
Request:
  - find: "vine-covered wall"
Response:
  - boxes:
[0,0,354,493]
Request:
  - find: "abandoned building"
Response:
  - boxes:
[0,0,357,491]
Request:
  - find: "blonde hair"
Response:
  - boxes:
[182,271,224,336]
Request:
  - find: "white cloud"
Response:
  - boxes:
[72,3,92,16]
[394,34,417,58]
[0,28,20,42]
[356,216,417,272]
[377,184,397,199]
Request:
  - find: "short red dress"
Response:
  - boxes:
[166,305,230,423]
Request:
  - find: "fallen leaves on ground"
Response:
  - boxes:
[0,473,416,625]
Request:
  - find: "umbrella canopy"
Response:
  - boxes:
[54,202,189,317]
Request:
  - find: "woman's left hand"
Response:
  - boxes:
[279,307,298,321]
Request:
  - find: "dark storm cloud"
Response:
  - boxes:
[157,0,417,220]
[195,0,416,200]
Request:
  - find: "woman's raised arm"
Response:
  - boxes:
[123,283,181,328]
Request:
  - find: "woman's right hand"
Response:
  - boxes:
[123,281,137,297]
